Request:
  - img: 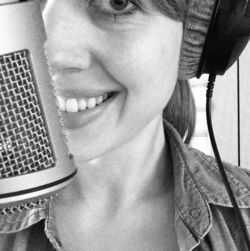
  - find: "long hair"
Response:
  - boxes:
[163,80,196,144]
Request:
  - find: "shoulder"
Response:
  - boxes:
[185,144,250,208]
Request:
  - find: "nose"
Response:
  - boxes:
[43,1,93,75]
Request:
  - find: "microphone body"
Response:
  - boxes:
[0,0,76,210]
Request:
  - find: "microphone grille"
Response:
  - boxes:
[0,49,56,179]
[0,193,57,216]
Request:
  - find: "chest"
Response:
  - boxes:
[55,200,180,251]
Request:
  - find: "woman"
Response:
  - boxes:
[1,0,250,250]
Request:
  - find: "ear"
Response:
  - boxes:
[197,0,250,77]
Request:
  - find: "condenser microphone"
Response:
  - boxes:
[0,0,77,214]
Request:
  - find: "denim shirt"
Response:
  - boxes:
[1,120,250,251]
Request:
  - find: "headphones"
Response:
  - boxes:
[197,0,250,78]
[195,0,250,247]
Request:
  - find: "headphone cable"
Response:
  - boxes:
[206,74,250,249]
[237,59,241,167]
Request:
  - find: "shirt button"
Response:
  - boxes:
[190,207,201,218]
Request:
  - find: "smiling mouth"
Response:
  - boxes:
[56,92,117,113]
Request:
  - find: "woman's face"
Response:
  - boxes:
[42,0,183,162]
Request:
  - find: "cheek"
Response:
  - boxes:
[103,21,183,113]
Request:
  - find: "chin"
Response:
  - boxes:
[68,145,98,164]
[67,138,111,164]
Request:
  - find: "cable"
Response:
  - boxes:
[237,59,241,167]
[206,74,250,249]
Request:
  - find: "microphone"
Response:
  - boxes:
[0,0,77,214]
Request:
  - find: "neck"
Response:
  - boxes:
[58,116,173,213]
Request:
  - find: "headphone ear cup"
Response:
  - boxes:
[196,0,250,78]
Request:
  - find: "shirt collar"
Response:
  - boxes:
[163,119,250,250]
[163,120,212,250]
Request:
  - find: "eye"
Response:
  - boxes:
[88,0,140,22]
[110,0,129,11]
[95,0,135,14]
[90,0,138,14]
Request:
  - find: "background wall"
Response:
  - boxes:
[190,42,250,168]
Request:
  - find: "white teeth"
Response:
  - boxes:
[96,95,103,105]
[66,99,78,113]
[78,98,87,111]
[103,93,108,101]
[87,97,97,109]
[57,96,66,112]
[56,93,113,113]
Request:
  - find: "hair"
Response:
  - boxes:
[163,80,196,144]
[152,0,196,144]
[152,0,187,21]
